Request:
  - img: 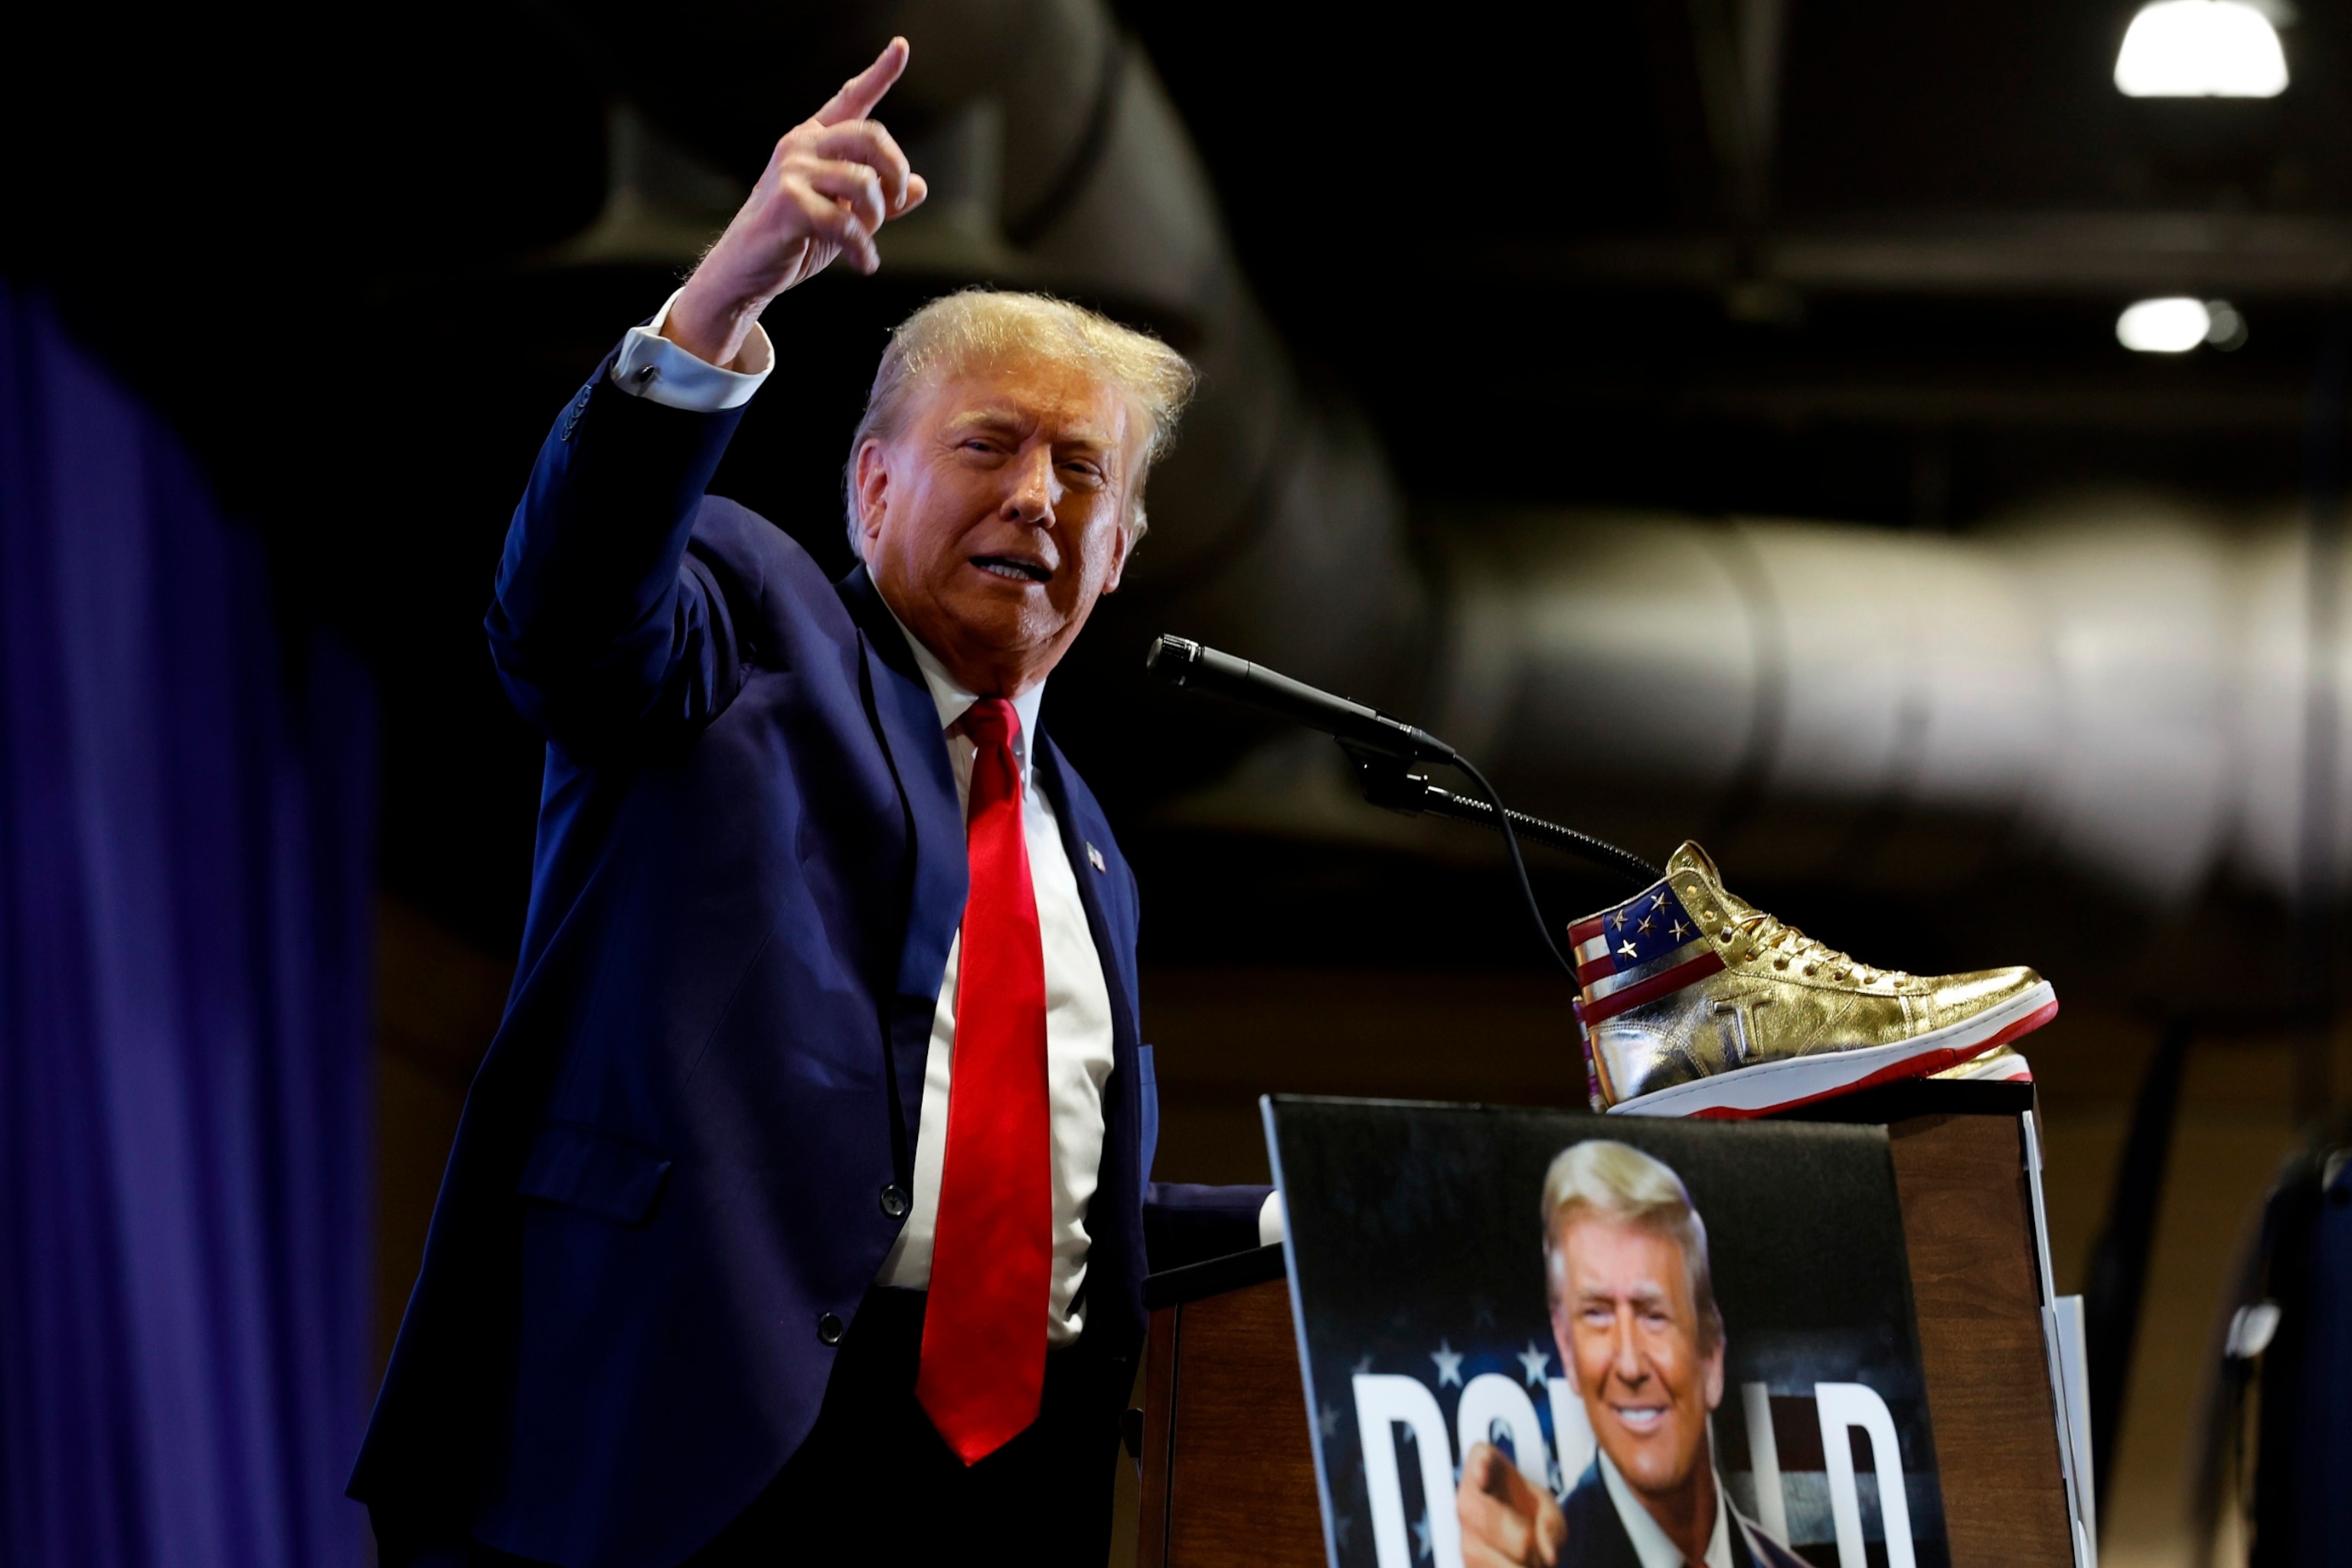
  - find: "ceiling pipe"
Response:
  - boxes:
[1421,499,2344,904]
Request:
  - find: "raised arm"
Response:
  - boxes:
[485,40,928,751]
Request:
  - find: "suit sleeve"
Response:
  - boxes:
[1143,1181,1276,1273]
[483,346,757,754]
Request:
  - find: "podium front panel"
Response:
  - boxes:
[1139,1276,1322,1568]
[1887,1112,2076,1567]
[1138,1105,2076,1568]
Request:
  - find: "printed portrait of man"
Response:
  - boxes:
[1456,1140,1807,1568]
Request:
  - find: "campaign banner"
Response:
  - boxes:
[1265,1097,1949,1568]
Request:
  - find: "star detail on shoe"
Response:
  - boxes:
[1670,919,1690,941]
[1517,1341,1551,1387]
[1612,909,1628,930]
[1654,892,1675,912]
[1431,1339,1464,1387]
[1617,939,1639,960]
[1636,915,1655,934]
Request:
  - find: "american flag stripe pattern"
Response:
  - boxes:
[1568,881,1726,1027]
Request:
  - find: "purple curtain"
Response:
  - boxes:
[0,283,377,1566]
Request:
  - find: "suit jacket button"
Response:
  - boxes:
[817,1312,844,1346]
[880,1183,910,1218]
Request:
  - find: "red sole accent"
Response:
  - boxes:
[1681,998,2061,1121]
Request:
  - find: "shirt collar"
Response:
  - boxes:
[887,606,1044,789]
[1596,1449,1734,1568]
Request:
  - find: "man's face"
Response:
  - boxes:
[855,354,1138,694]
[1549,1217,1724,1499]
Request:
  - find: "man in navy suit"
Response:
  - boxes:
[1457,1142,1808,1568]
[349,38,1270,1568]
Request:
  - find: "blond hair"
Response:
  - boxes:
[1540,1140,1723,1352]
[843,289,1197,551]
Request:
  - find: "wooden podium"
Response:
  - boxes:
[1133,1082,2079,1568]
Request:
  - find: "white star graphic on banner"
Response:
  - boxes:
[1352,1353,1375,1377]
[1431,1339,1464,1387]
[1319,1402,1340,1439]
[1413,1512,1433,1561]
[1517,1341,1551,1386]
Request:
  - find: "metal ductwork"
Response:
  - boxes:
[1423,501,2337,904]
[552,0,2340,909]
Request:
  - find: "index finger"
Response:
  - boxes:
[813,37,910,127]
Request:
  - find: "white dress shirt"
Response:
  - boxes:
[868,619,1117,1344]
[610,289,776,409]
[605,296,1286,1341]
[1597,1449,1737,1568]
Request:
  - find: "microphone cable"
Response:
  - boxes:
[1447,754,1586,985]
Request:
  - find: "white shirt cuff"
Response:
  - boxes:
[1258,1191,1286,1247]
[610,289,774,413]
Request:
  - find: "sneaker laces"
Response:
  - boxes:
[1730,911,1903,984]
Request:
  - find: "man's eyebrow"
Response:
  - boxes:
[943,407,1118,452]
[1576,1281,1673,1304]
[943,407,1024,433]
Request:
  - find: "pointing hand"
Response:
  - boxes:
[1457,1442,1569,1568]
[665,38,931,368]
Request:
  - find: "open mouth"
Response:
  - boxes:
[971,554,1052,583]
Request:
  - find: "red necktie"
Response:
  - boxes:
[917,697,1051,1465]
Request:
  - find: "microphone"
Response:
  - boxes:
[1144,635,1456,763]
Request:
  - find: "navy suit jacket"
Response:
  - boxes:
[348,347,1269,1568]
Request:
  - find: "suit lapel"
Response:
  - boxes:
[1034,735,1138,1044]
[836,567,966,1148]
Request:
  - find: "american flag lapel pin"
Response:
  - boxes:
[1086,842,1107,873]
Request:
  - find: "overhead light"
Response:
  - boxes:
[2117,297,2211,352]
[2116,297,2248,352]
[2115,1,2288,97]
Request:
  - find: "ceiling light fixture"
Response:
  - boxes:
[2117,296,2247,354]
[2117,298,2210,353]
[2114,0,2288,97]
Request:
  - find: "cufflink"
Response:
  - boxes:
[1086,842,1107,873]
[632,363,660,384]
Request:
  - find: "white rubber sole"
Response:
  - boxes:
[1606,981,2059,1120]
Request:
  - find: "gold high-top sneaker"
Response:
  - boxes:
[1570,842,2056,1117]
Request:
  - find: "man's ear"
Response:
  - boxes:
[1100,517,1137,596]
[1702,1336,1726,1413]
[1551,1311,1579,1394]
[1546,1255,1579,1391]
[853,438,891,555]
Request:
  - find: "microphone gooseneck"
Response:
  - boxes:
[1145,635,1455,763]
[1145,634,1663,982]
